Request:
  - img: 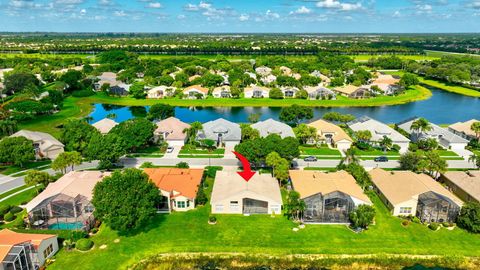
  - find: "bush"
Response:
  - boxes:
[176,162,189,168]
[90,228,99,234]
[76,238,94,251]
[442,222,451,227]
[428,223,439,231]
[0,205,11,215]
[355,141,371,150]
[411,216,420,223]
[408,143,419,152]
[9,206,23,214]
[402,220,410,226]
[391,144,401,152]
[204,166,222,178]
[209,216,217,223]
[4,212,15,222]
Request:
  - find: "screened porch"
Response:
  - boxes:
[303,191,355,223]
[417,191,460,223]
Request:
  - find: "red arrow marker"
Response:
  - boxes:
[233,151,256,182]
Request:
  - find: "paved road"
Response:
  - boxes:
[0,156,476,195]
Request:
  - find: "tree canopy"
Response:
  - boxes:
[110,118,155,151]
[0,136,35,167]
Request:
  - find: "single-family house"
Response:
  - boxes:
[154,117,190,146]
[210,171,282,215]
[448,119,479,141]
[109,83,130,96]
[333,85,372,99]
[371,74,401,95]
[0,229,58,270]
[144,168,204,213]
[304,86,336,100]
[255,66,272,77]
[370,168,462,222]
[183,85,208,99]
[397,118,469,151]
[251,118,295,139]
[280,86,299,98]
[26,171,110,231]
[245,72,257,80]
[310,70,331,85]
[147,86,175,99]
[10,130,64,159]
[197,118,241,148]
[244,86,270,98]
[260,74,277,85]
[279,66,292,76]
[348,116,410,153]
[212,85,231,98]
[307,119,353,151]
[289,170,372,223]
[94,72,117,90]
[440,170,480,204]
[92,118,118,134]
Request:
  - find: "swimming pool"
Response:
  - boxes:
[48,222,84,230]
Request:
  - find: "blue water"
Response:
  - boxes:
[89,87,480,124]
[48,222,84,230]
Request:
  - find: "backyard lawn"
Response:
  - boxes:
[48,183,480,270]
[299,146,342,157]
[0,160,51,176]
[178,147,225,158]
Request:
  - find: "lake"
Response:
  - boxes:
[89,86,480,124]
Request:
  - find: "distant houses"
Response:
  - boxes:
[144,168,204,213]
[371,73,402,95]
[183,85,208,99]
[210,171,282,215]
[11,130,64,159]
[251,118,295,139]
[244,85,270,98]
[92,118,118,134]
[448,119,479,141]
[348,116,410,153]
[147,86,175,99]
[304,86,336,100]
[197,118,241,148]
[212,85,231,98]
[280,86,299,98]
[307,119,353,151]
[397,118,469,151]
[440,170,480,204]
[370,168,462,223]
[154,117,190,147]
[289,170,372,223]
[333,85,371,99]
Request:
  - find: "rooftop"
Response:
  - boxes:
[348,116,410,142]
[443,170,480,203]
[449,119,479,138]
[251,118,295,139]
[308,119,352,143]
[0,229,56,262]
[92,118,118,134]
[397,118,468,144]
[144,168,204,199]
[155,117,190,141]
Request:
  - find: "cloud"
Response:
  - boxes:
[55,0,84,4]
[290,6,312,15]
[393,10,401,17]
[265,9,280,19]
[239,14,249,21]
[316,0,362,11]
[114,10,127,17]
[183,1,231,20]
[177,14,186,19]
[467,1,480,9]
[147,2,162,8]
[184,3,199,11]
[80,8,86,15]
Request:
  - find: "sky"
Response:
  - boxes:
[0,0,479,33]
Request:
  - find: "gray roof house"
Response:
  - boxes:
[10,130,64,159]
[348,116,410,153]
[251,118,295,139]
[397,117,469,151]
[197,118,241,147]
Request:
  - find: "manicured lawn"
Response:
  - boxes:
[127,146,166,158]
[0,185,27,199]
[299,146,341,157]
[0,160,52,176]
[48,191,480,270]
[177,154,223,158]
[352,54,439,62]
[420,79,480,98]
[179,148,225,155]
[356,149,400,160]
[0,187,38,207]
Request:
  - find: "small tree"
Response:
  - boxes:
[468,154,480,169]
[240,124,260,141]
[399,151,424,172]
[284,190,305,221]
[349,204,375,229]
[0,136,35,167]
[183,121,203,144]
[176,162,189,168]
[279,105,314,126]
[92,169,159,232]
[419,151,447,178]
[51,151,82,174]
[379,135,393,151]
[196,185,208,205]
[457,202,480,233]
[293,124,317,145]
[201,139,216,152]
[24,170,52,194]
[147,104,175,121]
[355,130,372,143]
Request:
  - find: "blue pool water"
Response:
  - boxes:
[88,86,480,125]
[48,222,84,230]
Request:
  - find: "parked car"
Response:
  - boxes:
[167,146,174,153]
[374,156,388,162]
[304,156,317,162]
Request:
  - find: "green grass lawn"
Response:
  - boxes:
[420,79,480,98]
[356,149,401,157]
[0,187,38,207]
[179,148,225,155]
[0,160,52,176]
[299,146,341,157]
[352,54,439,62]
[48,190,480,270]
[0,185,27,199]
[177,154,223,158]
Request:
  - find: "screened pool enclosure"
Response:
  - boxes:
[417,191,460,223]
[27,193,95,231]
[303,191,355,223]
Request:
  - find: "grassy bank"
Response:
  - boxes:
[420,79,480,98]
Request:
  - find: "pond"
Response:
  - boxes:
[88,86,480,124]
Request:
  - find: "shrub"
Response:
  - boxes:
[402,220,410,226]
[9,206,23,214]
[355,141,371,150]
[457,202,480,233]
[176,162,189,168]
[76,238,94,251]
[4,212,15,222]
[408,143,419,152]
[411,216,420,223]
[428,223,439,231]
[442,222,451,227]
[209,216,217,223]
[391,144,401,152]
[90,228,99,234]
[196,185,208,205]
[0,205,11,215]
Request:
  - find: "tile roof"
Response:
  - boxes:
[155,117,190,141]
[397,118,469,144]
[183,85,209,94]
[449,119,479,138]
[199,118,241,141]
[251,118,295,138]
[92,118,118,134]
[348,116,410,143]
[0,229,56,261]
[143,168,204,199]
[443,170,480,203]
[308,119,352,143]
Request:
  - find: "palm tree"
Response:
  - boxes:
[469,154,480,169]
[471,122,480,143]
[183,121,203,144]
[410,118,432,140]
[342,147,359,165]
[379,135,393,152]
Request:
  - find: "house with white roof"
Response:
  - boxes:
[348,116,410,153]
[197,118,241,148]
[183,85,208,99]
[212,85,231,98]
[255,66,272,77]
[147,85,175,99]
[260,74,277,85]
[10,130,64,159]
[244,85,270,98]
[92,118,118,134]
[304,86,336,100]
[251,118,295,139]
[280,86,299,98]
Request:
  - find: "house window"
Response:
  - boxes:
[43,244,54,258]
[176,201,186,208]
[399,207,412,214]
[230,201,238,205]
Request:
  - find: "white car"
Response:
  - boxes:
[166,146,174,153]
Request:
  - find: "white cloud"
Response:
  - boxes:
[55,0,84,4]
[114,10,127,17]
[467,1,480,9]
[265,9,280,19]
[177,14,186,19]
[184,3,199,11]
[316,0,362,11]
[148,2,162,8]
[80,8,86,15]
[290,6,312,15]
[393,10,401,17]
[239,14,249,21]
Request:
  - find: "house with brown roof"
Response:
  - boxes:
[307,119,353,151]
[0,229,58,270]
[183,85,208,99]
[92,118,118,134]
[210,171,282,215]
[154,117,190,147]
[370,168,462,223]
[371,74,402,95]
[448,119,479,141]
[289,170,371,223]
[333,85,372,99]
[147,85,176,99]
[10,130,64,159]
[144,168,204,213]
[440,170,480,204]
[244,85,270,98]
[26,171,110,231]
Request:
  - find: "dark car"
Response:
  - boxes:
[374,156,389,162]
[303,156,318,162]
